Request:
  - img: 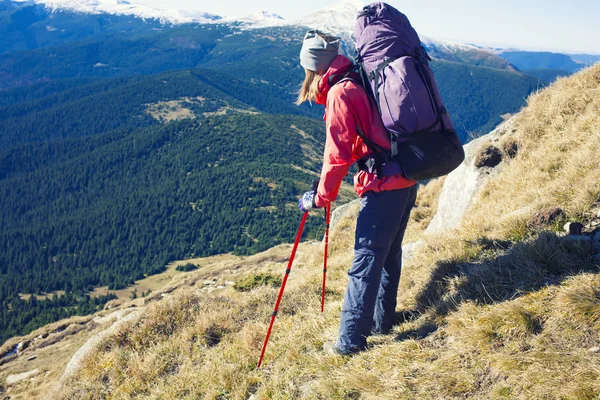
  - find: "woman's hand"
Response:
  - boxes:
[298,191,317,213]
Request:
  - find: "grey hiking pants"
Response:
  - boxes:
[336,185,418,353]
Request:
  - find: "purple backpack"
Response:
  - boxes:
[354,3,464,181]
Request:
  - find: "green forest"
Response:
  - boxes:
[0,293,117,344]
[0,57,331,343]
[0,113,326,342]
[430,60,541,140]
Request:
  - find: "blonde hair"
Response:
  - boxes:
[296,69,323,105]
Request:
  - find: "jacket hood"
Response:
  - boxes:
[316,55,356,105]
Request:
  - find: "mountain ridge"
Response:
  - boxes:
[3,0,596,74]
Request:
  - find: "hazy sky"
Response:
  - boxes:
[136,0,600,54]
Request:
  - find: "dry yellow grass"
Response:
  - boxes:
[53,65,600,399]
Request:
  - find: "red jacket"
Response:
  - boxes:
[313,55,416,208]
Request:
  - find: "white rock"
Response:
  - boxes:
[588,346,600,353]
[225,280,235,286]
[56,311,141,391]
[6,369,40,385]
[216,286,226,289]
[426,119,516,235]
[93,309,133,325]
[564,223,572,233]
[330,199,360,230]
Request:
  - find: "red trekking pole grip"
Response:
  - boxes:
[257,211,308,369]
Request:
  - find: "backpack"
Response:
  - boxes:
[353,2,465,181]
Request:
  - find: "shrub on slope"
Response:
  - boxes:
[56,65,600,399]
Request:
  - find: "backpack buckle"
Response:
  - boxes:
[357,155,388,180]
[357,157,377,175]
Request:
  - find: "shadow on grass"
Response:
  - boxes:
[394,232,597,342]
[395,320,438,341]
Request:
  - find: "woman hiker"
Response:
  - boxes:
[296,30,418,355]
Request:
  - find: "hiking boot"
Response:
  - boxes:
[322,341,352,356]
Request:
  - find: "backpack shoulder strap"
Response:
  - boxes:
[355,126,386,153]
[331,74,389,154]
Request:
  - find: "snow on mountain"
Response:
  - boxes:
[224,11,287,29]
[421,36,519,71]
[421,36,483,54]
[9,0,290,28]
[294,0,366,37]
[291,1,502,62]
[10,0,222,24]
[7,0,509,66]
[292,2,518,70]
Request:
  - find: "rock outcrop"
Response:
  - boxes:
[426,118,518,235]
[5,368,40,386]
[330,198,360,229]
[54,309,142,393]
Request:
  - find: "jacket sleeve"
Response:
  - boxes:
[314,84,358,208]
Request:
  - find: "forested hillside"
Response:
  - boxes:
[431,60,541,139]
[0,69,293,150]
[0,56,332,343]
[0,111,326,343]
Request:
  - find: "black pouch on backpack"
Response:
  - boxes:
[394,129,465,181]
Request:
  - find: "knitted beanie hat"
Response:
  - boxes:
[299,30,341,74]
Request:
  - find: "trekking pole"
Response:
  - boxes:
[321,204,331,313]
[257,211,308,369]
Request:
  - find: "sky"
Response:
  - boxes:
[135,0,600,54]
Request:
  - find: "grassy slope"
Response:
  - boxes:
[51,65,600,399]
